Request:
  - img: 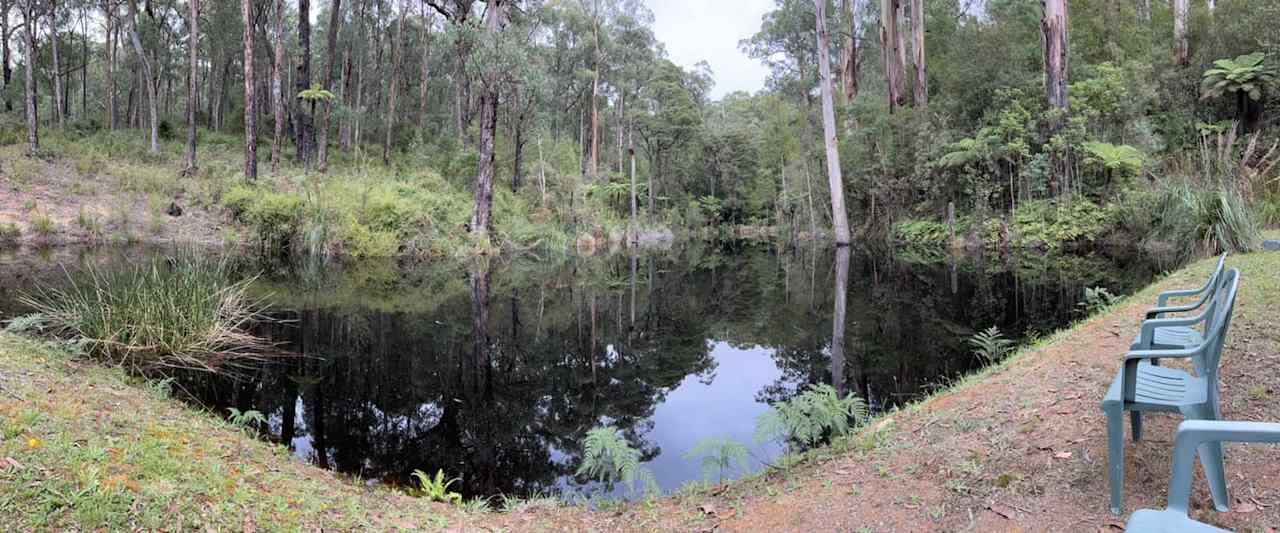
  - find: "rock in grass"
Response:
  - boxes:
[1264,240,1280,252]
[167,201,184,217]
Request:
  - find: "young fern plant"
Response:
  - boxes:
[577,426,658,496]
[1078,286,1121,316]
[682,437,751,484]
[411,469,463,504]
[968,326,1015,365]
[754,384,868,450]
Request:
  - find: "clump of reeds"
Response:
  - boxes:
[21,252,281,374]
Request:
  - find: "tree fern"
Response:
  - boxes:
[682,437,750,484]
[577,426,657,495]
[753,384,868,449]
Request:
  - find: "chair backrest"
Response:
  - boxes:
[1196,268,1240,388]
[1200,256,1232,333]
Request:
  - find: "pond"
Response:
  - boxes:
[0,243,1182,500]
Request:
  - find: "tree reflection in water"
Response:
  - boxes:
[154,244,1175,499]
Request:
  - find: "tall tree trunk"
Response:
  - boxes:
[911,0,927,107]
[417,3,432,131]
[1173,0,1189,66]
[1040,0,1069,113]
[629,127,637,244]
[51,1,64,129]
[471,0,504,238]
[79,6,86,118]
[295,0,313,167]
[20,0,37,154]
[270,0,285,173]
[816,0,852,245]
[104,1,116,128]
[587,19,600,177]
[242,0,258,181]
[126,0,158,153]
[317,0,341,172]
[879,0,904,111]
[183,0,199,175]
[2,0,12,113]
[384,0,406,165]
[839,0,858,105]
[830,245,850,396]
[339,0,366,150]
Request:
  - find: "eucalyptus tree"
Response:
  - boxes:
[384,0,407,165]
[316,0,342,172]
[183,0,198,175]
[1173,0,1188,66]
[124,0,158,153]
[839,0,858,105]
[814,0,850,245]
[241,0,257,181]
[425,0,479,134]
[880,0,904,111]
[18,0,38,154]
[910,0,925,108]
[269,0,285,173]
[1041,0,1068,114]
[1,0,12,112]
[633,60,701,218]
[295,0,314,165]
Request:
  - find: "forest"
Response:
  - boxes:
[1,0,1278,256]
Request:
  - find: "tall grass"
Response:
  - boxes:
[20,252,279,374]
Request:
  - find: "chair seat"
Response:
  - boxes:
[1125,509,1228,532]
[1104,363,1207,410]
[1132,326,1204,350]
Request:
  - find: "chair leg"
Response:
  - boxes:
[1105,405,1125,515]
[1198,440,1230,512]
[1130,411,1143,442]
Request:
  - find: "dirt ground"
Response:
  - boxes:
[0,144,225,248]
[600,252,1280,532]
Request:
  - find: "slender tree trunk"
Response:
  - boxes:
[1,0,11,113]
[79,6,86,118]
[816,0,851,245]
[183,0,199,175]
[1173,0,1189,66]
[51,1,64,129]
[270,0,285,173]
[126,0,158,153]
[295,0,313,167]
[1040,0,1069,113]
[384,0,406,165]
[629,128,637,245]
[880,0,904,111]
[587,21,600,177]
[340,0,366,150]
[105,1,117,128]
[20,0,37,154]
[470,0,504,238]
[417,2,432,131]
[839,0,858,105]
[911,0,927,107]
[831,245,850,395]
[317,0,341,172]
[242,0,258,181]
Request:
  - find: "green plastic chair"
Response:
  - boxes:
[1125,420,1280,532]
[1132,253,1228,352]
[1102,268,1241,516]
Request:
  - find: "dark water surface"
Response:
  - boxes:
[0,243,1182,499]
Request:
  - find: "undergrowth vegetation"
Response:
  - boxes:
[17,252,277,374]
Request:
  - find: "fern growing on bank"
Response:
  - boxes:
[1079,286,1121,315]
[754,384,868,449]
[682,437,751,484]
[576,427,658,495]
[968,326,1015,365]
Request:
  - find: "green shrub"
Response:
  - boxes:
[31,215,57,238]
[0,222,20,245]
[891,219,951,248]
[19,252,276,374]
[1009,199,1109,249]
[223,185,306,252]
[1155,183,1261,254]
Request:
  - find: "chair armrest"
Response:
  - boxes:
[1165,421,1280,513]
[1121,347,1205,403]
[1156,286,1210,307]
[1145,290,1214,319]
[1134,313,1209,349]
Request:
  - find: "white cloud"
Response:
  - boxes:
[645,0,774,100]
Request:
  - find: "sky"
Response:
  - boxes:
[645,0,774,100]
